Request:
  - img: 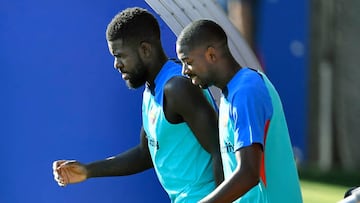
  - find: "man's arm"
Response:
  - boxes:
[164,76,224,186]
[53,128,153,186]
[86,127,153,177]
[199,144,262,203]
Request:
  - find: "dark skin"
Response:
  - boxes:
[53,38,224,187]
[199,145,262,203]
[164,75,223,186]
[177,40,263,202]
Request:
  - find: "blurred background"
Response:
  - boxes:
[0,0,359,202]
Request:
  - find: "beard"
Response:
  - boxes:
[124,60,148,89]
[125,72,146,89]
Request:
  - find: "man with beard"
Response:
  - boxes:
[52,8,223,203]
[176,19,302,203]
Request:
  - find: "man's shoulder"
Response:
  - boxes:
[164,76,193,96]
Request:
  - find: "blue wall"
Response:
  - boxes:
[256,0,309,163]
[0,0,309,202]
[0,0,176,202]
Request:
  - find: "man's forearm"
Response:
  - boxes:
[212,153,225,186]
[86,146,153,178]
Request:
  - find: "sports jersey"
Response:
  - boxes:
[142,60,216,203]
[219,67,302,203]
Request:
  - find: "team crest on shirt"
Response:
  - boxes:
[220,114,229,128]
[149,105,157,125]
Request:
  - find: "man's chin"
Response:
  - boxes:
[199,82,214,89]
[191,78,207,89]
[126,81,145,89]
[198,84,209,89]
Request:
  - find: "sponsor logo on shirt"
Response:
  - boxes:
[149,106,157,125]
[221,114,228,128]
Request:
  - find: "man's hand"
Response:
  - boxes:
[52,160,88,187]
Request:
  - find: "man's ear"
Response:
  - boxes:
[205,46,217,63]
[139,41,152,58]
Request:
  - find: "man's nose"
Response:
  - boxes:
[114,59,123,72]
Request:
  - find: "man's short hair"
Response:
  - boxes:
[106,7,160,45]
[177,19,228,51]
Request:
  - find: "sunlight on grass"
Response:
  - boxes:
[301,180,349,203]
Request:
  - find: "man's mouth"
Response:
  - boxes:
[122,73,130,80]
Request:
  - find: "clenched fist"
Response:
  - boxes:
[52,160,88,187]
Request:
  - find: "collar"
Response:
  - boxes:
[221,67,261,99]
[222,67,248,99]
[146,60,179,95]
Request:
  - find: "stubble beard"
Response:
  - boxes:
[125,61,148,89]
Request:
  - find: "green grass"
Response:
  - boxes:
[301,179,349,203]
[299,168,360,203]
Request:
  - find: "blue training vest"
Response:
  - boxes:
[142,60,217,203]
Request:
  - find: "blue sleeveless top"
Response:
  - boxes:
[142,60,217,203]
